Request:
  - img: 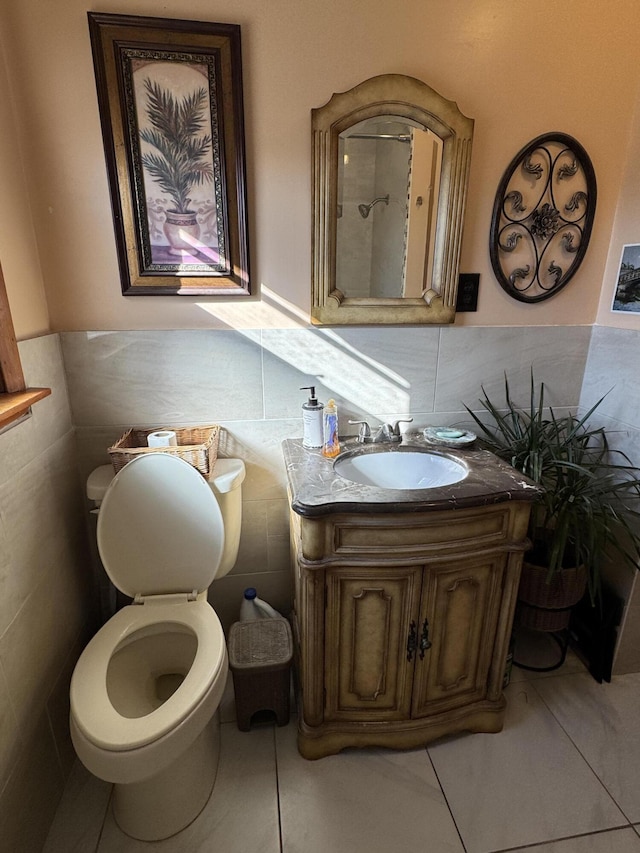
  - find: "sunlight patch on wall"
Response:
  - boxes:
[260,328,411,414]
[196,284,309,329]
[198,285,412,414]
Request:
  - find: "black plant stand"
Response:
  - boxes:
[512,585,624,680]
[513,626,570,673]
[512,596,575,673]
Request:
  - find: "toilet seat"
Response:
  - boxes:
[70,599,226,751]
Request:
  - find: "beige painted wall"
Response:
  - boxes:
[2,0,640,333]
[0,36,49,338]
[596,95,640,331]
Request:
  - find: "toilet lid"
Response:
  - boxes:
[97,454,225,598]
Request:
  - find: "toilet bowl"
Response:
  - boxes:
[70,453,245,841]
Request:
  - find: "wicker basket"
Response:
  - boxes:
[108,424,220,476]
[517,561,587,632]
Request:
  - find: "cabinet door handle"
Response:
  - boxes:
[419,618,432,659]
[406,620,417,661]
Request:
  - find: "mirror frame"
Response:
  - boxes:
[311,74,474,325]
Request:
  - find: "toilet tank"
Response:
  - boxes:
[86,457,246,581]
[207,458,245,579]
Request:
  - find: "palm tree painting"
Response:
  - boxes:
[135,63,221,264]
[140,78,213,214]
[89,14,249,295]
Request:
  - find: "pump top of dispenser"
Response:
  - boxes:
[300,386,320,406]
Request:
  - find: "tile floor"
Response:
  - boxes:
[44,641,640,853]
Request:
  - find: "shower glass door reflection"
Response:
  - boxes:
[336,117,442,300]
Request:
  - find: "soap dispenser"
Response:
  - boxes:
[300,386,324,448]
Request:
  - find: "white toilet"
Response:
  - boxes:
[70,453,245,841]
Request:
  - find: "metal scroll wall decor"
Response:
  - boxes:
[489,133,596,303]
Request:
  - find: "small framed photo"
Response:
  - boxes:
[88,13,250,296]
[611,243,640,313]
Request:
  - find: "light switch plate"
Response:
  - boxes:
[456,273,479,312]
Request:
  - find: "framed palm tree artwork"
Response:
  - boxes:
[88,13,250,296]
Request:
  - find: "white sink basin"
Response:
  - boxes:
[334,449,468,490]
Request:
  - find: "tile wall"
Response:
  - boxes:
[62,324,592,630]
[0,334,94,851]
[580,326,640,673]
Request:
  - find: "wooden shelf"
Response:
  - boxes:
[0,388,51,429]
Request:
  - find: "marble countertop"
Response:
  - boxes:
[282,435,542,518]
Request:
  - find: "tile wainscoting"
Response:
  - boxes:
[580,326,640,673]
[0,334,94,851]
[62,324,592,631]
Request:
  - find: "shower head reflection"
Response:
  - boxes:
[357,194,390,219]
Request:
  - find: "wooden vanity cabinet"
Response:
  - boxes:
[289,502,531,759]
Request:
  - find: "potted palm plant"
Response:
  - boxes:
[465,374,640,630]
[139,78,214,255]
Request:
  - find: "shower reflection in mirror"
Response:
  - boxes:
[336,116,443,300]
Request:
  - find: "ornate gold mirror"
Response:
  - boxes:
[311,74,474,325]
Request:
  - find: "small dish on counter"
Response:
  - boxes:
[423,426,477,448]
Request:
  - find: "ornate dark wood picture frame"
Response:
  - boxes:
[88,13,250,296]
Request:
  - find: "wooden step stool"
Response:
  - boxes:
[228,618,293,731]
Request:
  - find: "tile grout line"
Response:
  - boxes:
[528,674,636,828]
[485,825,640,853]
[260,328,267,422]
[94,785,114,852]
[432,326,442,414]
[273,725,285,853]
[425,746,468,853]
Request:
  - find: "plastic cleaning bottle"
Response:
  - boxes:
[240,587,281,621]
[300,386,324,448]
[322,398,341,458]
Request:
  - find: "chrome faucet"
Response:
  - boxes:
[348,420,372,443]
[348,418,413,444]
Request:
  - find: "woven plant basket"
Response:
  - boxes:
[516,561,587,632]
[108,424,220,476]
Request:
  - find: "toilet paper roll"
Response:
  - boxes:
[147,430,178,447]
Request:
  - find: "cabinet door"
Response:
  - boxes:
[324,566,422,722]
[411,554,507,718]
